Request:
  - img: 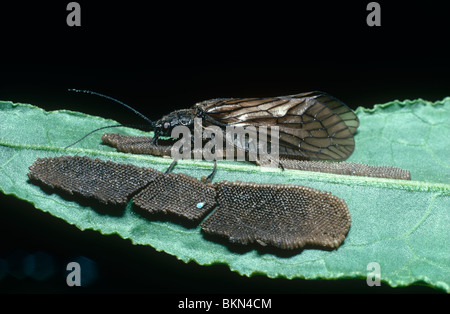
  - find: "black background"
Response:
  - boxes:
[0,1,448,295]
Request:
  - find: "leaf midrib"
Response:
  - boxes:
[1,138,448,194]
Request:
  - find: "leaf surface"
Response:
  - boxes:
[0,97,449,291]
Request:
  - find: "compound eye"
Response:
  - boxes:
[163,122,171,129]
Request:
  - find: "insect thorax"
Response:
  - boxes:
[156,109,196,136]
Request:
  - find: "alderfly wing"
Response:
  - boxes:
[312,92,359,135]
[197,91,359,160]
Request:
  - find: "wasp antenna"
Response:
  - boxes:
[68,89,155,128]
[64,124,124,149]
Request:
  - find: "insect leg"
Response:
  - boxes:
[165,159,178,174]
[204,159,217,183]
[151,131,160,145]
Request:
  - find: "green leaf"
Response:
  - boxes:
[0,97,449,292]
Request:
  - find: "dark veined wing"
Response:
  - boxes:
[312,92,359,135]
[196,91,359,160]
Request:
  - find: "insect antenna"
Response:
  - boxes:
[68,89,155,127]
[64,124,123,149]
[65,89,157,148]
